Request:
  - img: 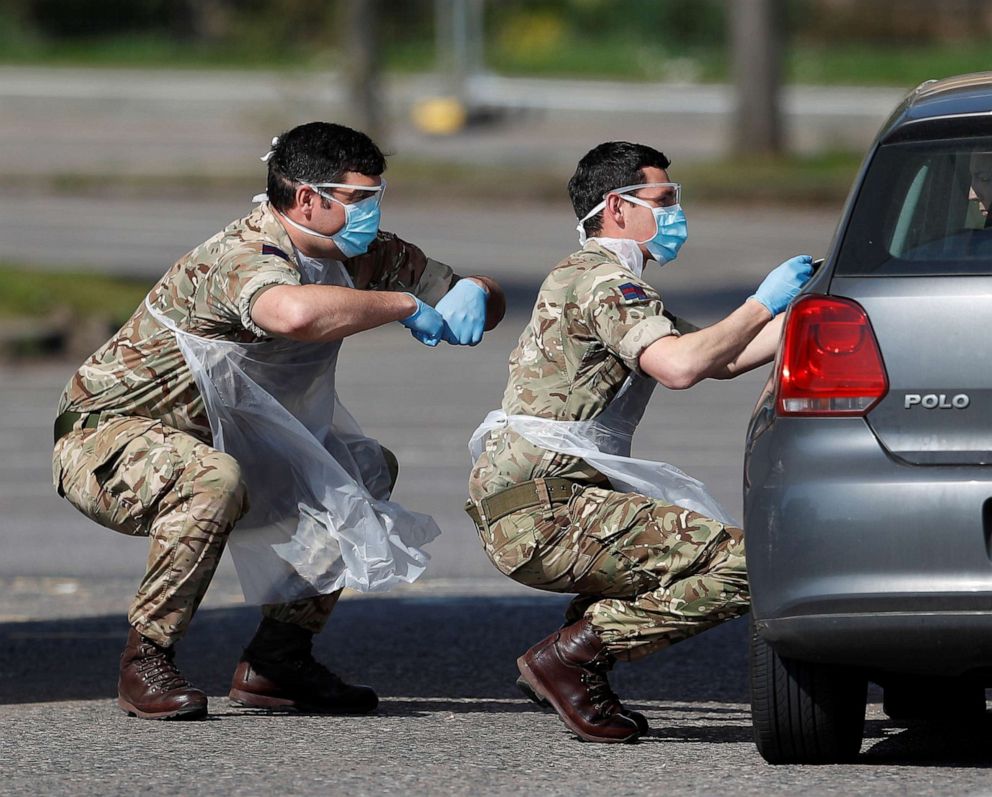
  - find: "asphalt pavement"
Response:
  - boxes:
[5,599,992,797]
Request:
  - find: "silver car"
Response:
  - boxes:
[744,72,992,764]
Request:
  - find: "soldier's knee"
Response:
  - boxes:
[712,528,748,583]
[193,450,249,518]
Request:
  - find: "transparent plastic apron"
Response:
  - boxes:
[145,257,440,604]
[470,373,737,526]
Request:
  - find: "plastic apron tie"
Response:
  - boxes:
[469,373,737,527]
[144,257,441,604]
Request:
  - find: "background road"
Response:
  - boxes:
[0,66,906,176]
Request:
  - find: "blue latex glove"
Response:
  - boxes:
[749,255,815,316]
[399,293,444,347]
[435,279,488,346]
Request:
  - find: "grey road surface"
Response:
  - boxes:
[3,196,991,792]
[4,601,992,797]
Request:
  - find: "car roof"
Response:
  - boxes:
[878,72,992,143]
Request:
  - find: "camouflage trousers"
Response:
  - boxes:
[472,484,749,661]
[52,415,352,647]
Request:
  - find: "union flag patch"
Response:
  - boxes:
[618,282,649,302]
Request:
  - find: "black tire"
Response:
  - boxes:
[750,623,867,764]
[883,677,987,722]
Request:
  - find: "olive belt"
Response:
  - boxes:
[53,410,103,444]
[465,477,581,529]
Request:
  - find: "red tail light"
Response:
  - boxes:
[776,295,888,416]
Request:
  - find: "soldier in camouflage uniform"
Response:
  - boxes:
[466,141,812,742]
[52,121,505,720]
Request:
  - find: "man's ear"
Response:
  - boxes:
[295,185,316,218]
[605,194,625,229]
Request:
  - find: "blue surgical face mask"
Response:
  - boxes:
[275,180,385,259]
[320,191,381,258]
[621,196,688,266]
[575,182,686,266]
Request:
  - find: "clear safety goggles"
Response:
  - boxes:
[578,181,681,226]
[307,179,387,208]
[576,181,681,242]
[605,181,680,208]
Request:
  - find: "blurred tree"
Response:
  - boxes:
[341,0,385,141]
[181,0,235,42]
[435,0,485,104]
[732,0,785,156]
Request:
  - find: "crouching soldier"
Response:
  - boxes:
[465,141,812,742]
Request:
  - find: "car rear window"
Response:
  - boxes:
[836,136,992,276]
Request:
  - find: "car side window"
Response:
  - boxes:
[839,136,992,275]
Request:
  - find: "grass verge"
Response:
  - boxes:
[0,264,151,321]
[0,265,152,358]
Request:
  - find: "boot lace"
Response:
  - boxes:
[135,644,193,693]
[580,662,623,718]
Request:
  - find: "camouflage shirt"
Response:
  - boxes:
[469,241,692,501]
[58,202,456,443]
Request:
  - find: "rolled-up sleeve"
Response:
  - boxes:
[616,315,678,371]
[202,250,300,338]
[579,270,679,372]
[238,272,300,337]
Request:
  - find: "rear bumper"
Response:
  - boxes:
[745,415,992,676]
[757,611,992,676]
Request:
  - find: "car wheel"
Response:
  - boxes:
[750,622,867,764]
[883,677,987,722]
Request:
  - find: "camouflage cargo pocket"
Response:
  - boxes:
[567,486,656,546]
[54,417,152,500]
[484,512,542,576]
[54,417,178,536]
[99,427,182,534]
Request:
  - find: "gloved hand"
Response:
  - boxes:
[749,255,814,316]
[435,279,488,345]
[399,293,445,347]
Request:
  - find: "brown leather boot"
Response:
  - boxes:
[228,618,378,714]
[117,627,207,720]
[515,672,649,735]
[517,618,642,743]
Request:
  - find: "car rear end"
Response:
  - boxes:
[743,73,992,762]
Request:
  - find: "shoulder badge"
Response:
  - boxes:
[618,282,649,303]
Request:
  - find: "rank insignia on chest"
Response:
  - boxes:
[618,282,649,303]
